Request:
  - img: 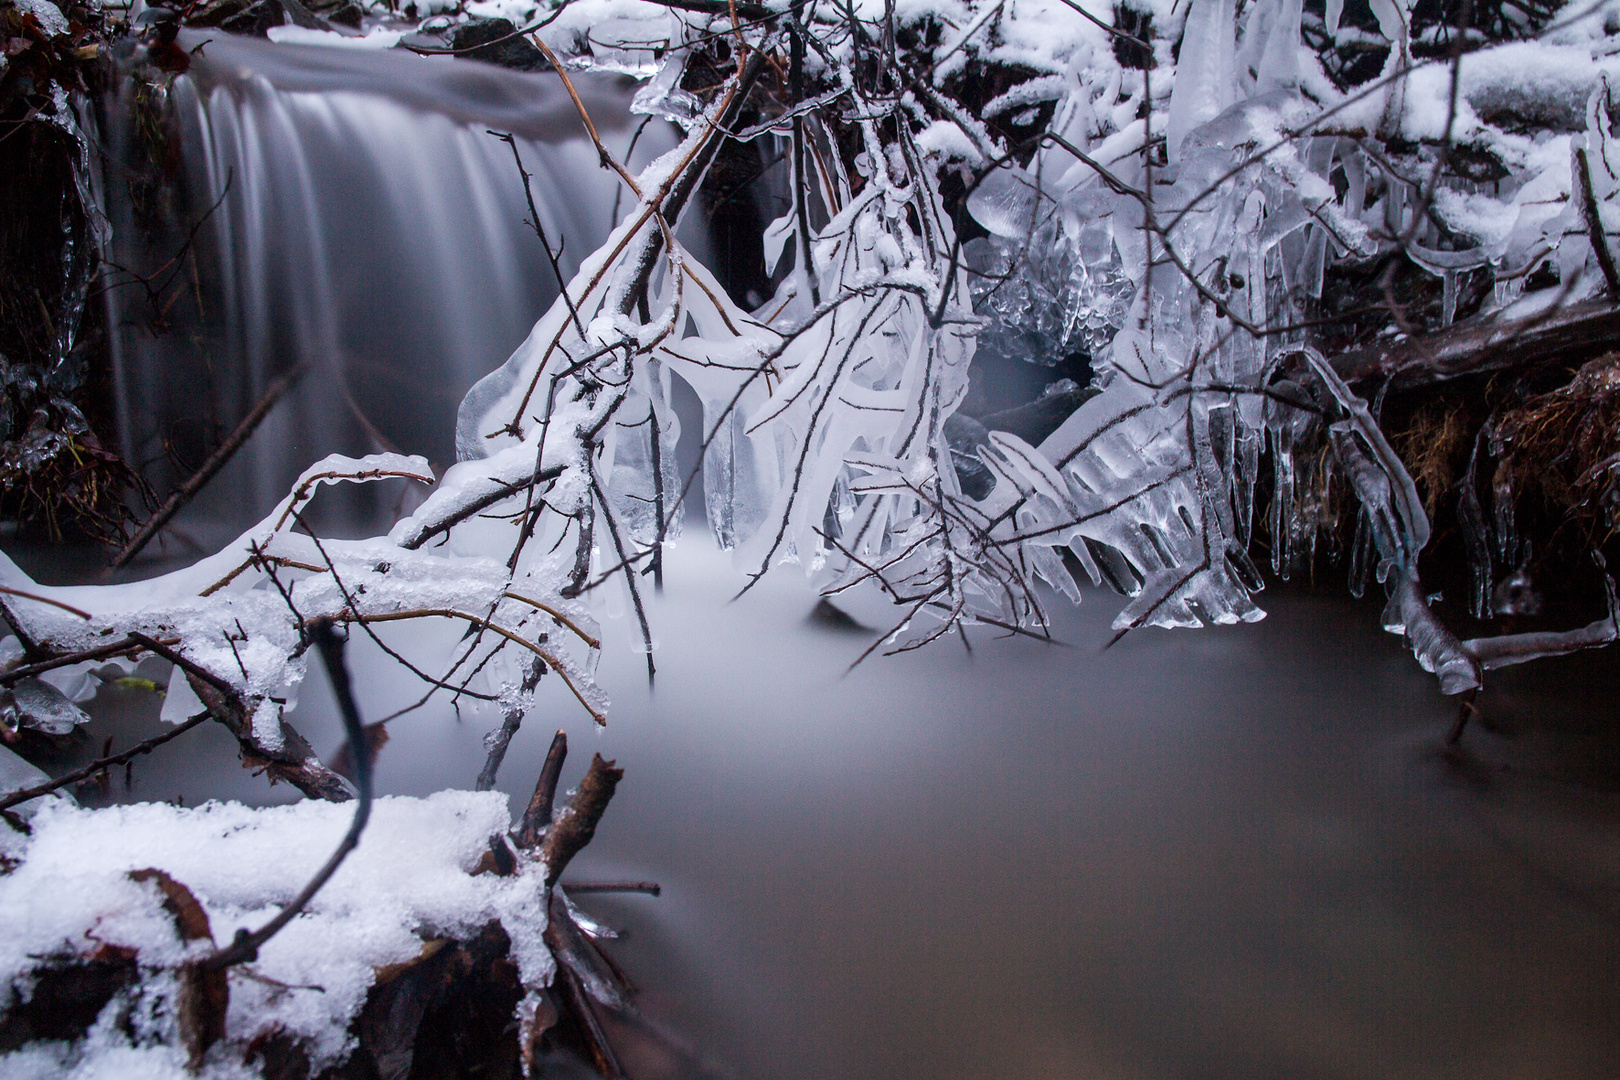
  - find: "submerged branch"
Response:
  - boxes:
[540,752,623,888]
[517,728,569,849]
[0,712,210,812]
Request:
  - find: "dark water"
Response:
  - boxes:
[51,543,1620,1080]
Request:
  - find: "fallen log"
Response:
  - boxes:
[0,742,669,1079]
[1331,297,1620,391]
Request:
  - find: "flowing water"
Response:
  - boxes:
[95,32,678,539]
[24,30,1620,1080]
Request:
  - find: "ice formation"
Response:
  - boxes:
[9,0,1620,1072]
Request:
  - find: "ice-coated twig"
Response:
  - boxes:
[476,657,544,791]
[130,633,352,802]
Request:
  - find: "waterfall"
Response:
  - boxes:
[96,33,676,540]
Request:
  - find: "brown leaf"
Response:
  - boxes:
[123,873,229,1071]
[326,720,389,783]
[371,937,450,987]
[469,834,516,877]
[520,988,560,1075]
[87,943,138,963]
[178,961,229,1072]
[128,868,214,943]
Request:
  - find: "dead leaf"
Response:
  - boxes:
[371,938,450,987]
[128,868,214,943]
[470,834,516,877]
[327,720,389,783]
[178,960,229,1072]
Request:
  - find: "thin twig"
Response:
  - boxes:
[294,512,500,702]
[0,585,91,620]
[114,364,308,567]
[0,635,179,685]
[201,621,371,970]
[502,591,600,649]
[346,609,604,724]
[1575,143,1620,296]
[489,130,587,339]
[562,880,662,896]
[0,712,209,812]
[531,37,645,197]
[587,469,656,684]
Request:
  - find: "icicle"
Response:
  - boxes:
[1085,537,1144,596]
[1456,433,1494,621]
[1488,425,1520,568]
[1234,427,1260,552]
[1254,0,1305,92]
[1348,509,1373,598]
[1269,423,1296,578]
[1167,0,1237,162]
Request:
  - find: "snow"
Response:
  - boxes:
[0,1037,258,1080]
[266,26,407,50]
[0,791,553,1076]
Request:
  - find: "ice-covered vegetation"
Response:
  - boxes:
[6,0,1620,1075]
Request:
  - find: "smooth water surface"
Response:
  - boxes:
[67,543,1620,1080]
[72,32,1620,1078]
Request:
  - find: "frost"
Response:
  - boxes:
[14,0,68,38]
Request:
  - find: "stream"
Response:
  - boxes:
[8,536,1616,1080]
[16,27,1620,1080]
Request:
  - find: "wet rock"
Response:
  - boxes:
[303,0,362,27]
[323,1,363,28]
[447,18,548,72]
[191,0,329,37]
[184,0,253,28]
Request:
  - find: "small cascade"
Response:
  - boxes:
[96,33,674,539]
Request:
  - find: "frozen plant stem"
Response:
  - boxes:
[476,657,545,791]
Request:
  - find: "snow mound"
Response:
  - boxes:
[0,791,553,1077]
